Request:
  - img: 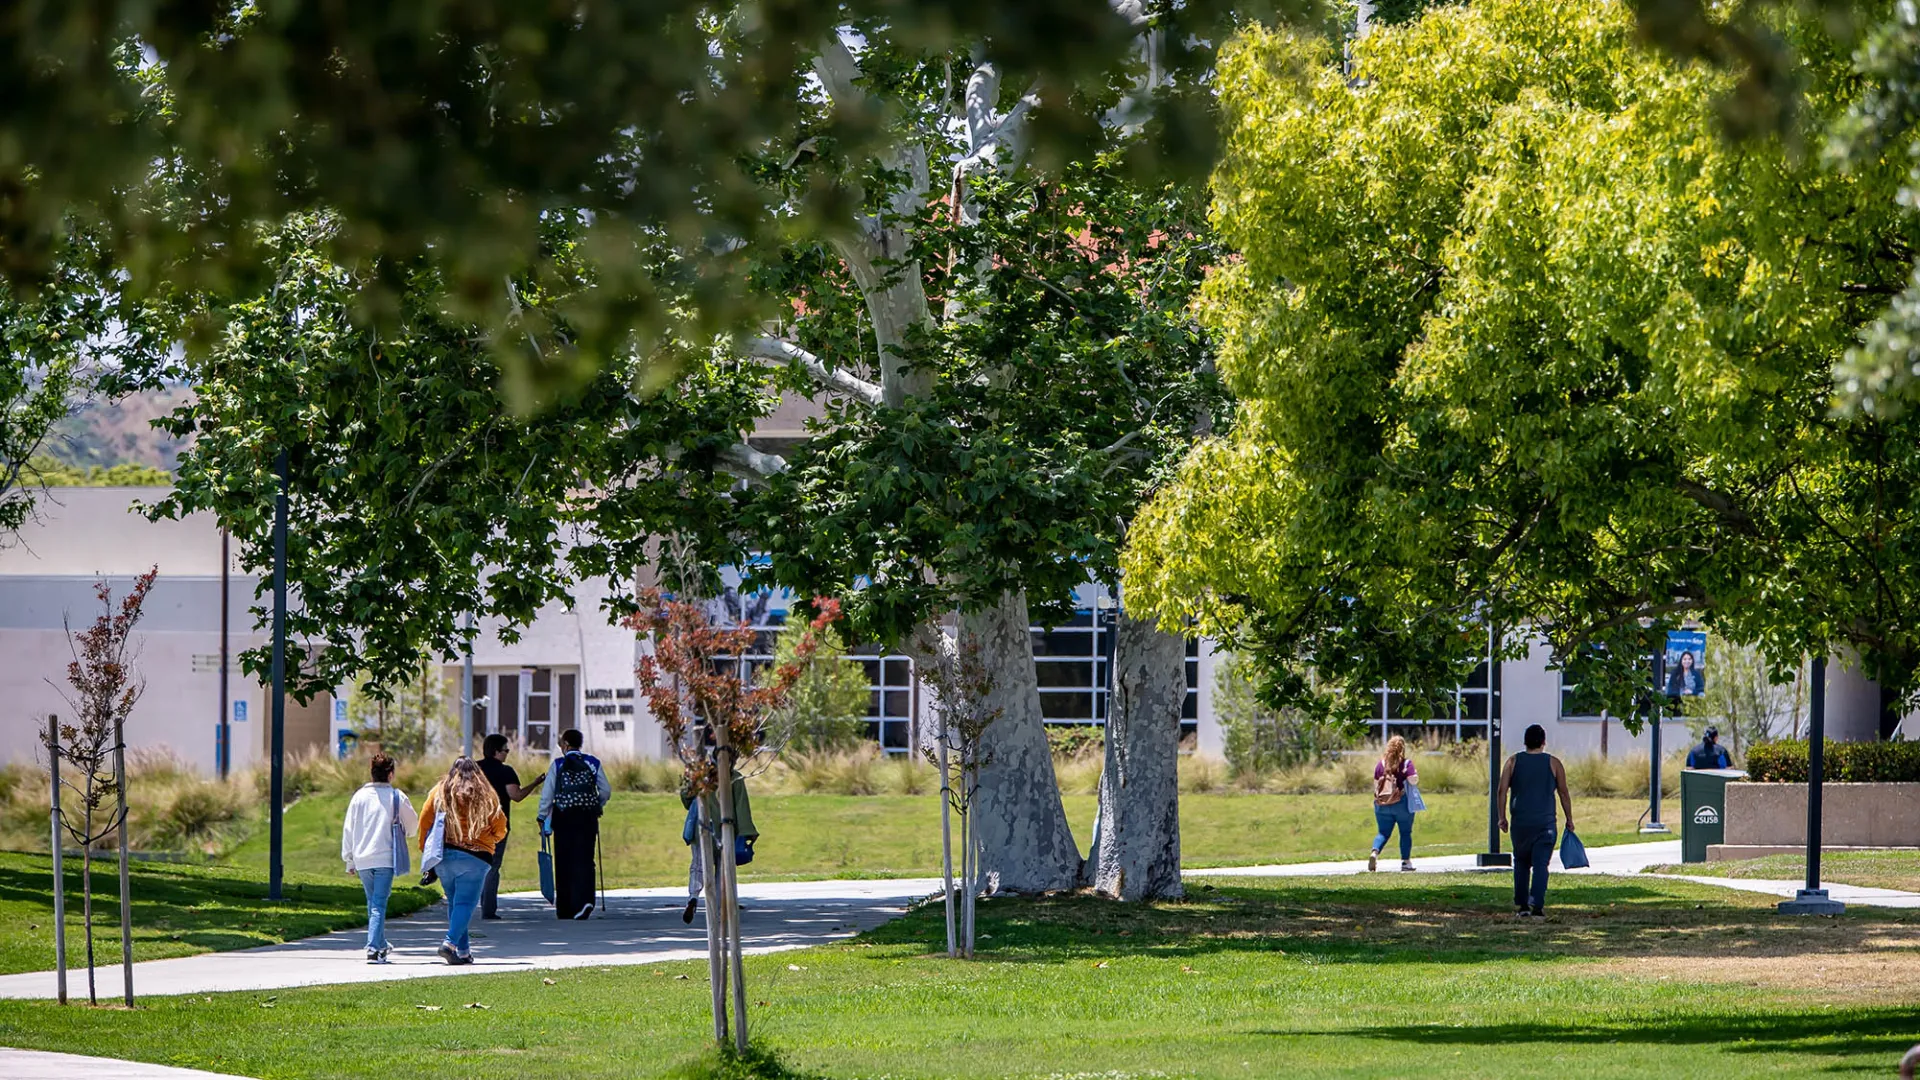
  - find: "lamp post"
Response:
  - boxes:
[1477,624,1512,868]
[269,449,288,901]
[1780,655,1844,914]
[219,527,230,781]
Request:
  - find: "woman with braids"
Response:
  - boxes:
[418,758,507,964]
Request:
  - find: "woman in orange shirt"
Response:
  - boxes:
[419,758,507,964]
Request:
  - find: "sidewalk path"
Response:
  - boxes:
[0,1049,250,1080]
[0,877,941,1001]
[1192,838,1920,907]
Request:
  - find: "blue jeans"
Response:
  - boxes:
[358,867,394,952]
[1513,824,1557,911]
[439,849,490,956]
[1372,801,1414,861]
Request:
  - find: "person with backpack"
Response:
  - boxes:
[1368,735,1419,872]
[417,757,507,963]
[339,752,418,963]
[1497,723,1577,918]
[537,728,612,920]
[680,766,758,923]
[1686,726,1733,770]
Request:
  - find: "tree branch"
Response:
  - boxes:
[718,442,788,482]
[749,336,882,406]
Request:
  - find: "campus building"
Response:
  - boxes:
[3,486,1909,775]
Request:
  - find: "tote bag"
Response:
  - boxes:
[387,788,411,875]
[420,812,446,875]
[538,833,556,904]
[1405,780,1427,814]
[1559,827,1590,870]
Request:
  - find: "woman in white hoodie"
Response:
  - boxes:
[340,753,418,963]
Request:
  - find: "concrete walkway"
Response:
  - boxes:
[0,1049,253,1080]
[0,877,941,1001]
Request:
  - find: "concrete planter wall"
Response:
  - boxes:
[1711,782,1920,859]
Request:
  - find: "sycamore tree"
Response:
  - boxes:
[1124,0,1920,724]
[723,32,1224,896]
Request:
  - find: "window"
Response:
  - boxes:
[1358,657,1494,744]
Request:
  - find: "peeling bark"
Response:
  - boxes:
[1087,609,1184,900]
[964,591,1083,893]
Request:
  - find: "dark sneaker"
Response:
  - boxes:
[1530,906,1546,918]
[481,913,504,921]
[573,906,592,920]
[365,949,380,964]
[437,943,460,965]
[682,898,698,924]
[376,946,391,963]
[1516,908,1534,919]
[451,953,474,966]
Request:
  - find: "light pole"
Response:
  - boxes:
[1780,655,1844,914]
[218,527,230,782]
[1477,624,1511,868]
[269,449,288,901]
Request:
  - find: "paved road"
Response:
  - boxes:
[0,878,942,1001]
[0,1049,251,1080]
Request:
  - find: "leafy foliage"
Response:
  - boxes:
[21,455,170,488]
[1124,0,1920,728]
[1679,640,1807,757]
[769,623,872,753]
[146,216,771,699]
[1745,738,1920,782]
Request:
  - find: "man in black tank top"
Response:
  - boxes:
[1496,724,1575,917]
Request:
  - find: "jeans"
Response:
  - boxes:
[358,867,394,952]
[1512,823,1557,911]
[1372,800,1414,861]
[482,836,508,918]
[438,849,490,955]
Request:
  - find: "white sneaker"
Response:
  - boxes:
[1367,851,1378,872]
[1400,861,1415,872]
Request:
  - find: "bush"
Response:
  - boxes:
[1179,755,1228,794]
[1746,740,1920,783]
[1213,653,1355,774]
[770,623,871,753]
[1045,725,1104,760]
[603,755,683,793]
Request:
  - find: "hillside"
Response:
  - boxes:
[41,386,194,472]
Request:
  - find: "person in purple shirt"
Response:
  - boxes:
[1369,735,1419,872]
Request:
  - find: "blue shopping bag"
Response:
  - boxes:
[1559,827,1589,870]
[538,832,556,904]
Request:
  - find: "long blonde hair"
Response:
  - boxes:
[436,759,500,847]
[1382,735,1408,776]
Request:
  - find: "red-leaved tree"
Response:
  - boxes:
[628,587,840,1050]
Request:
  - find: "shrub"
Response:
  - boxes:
[603,755,682,793]
[1213,653,1354,773]
[769,623,871,753]
[1052,752,1103,796]
[1178,754,1228,794]
[1045,725,1104,760]
[1746,740,1920,783]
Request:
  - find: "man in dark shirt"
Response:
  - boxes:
[1686,726,1733,770]
[477,733,542,920]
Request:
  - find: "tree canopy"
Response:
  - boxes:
[1123,0,1920,726]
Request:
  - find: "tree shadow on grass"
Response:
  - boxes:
[1289,1008,1920,1073]
[865,875,1920,970]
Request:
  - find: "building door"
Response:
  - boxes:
[525,667,554,753]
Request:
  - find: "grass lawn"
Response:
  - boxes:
[2,873,1915,1078]
[227,792,1665,895]
[0,851,438,977]
[1646,849,1920,893]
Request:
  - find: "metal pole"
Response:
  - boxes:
[1641,693,1671,834]
[269,448,288,901]
[1781,656,1843,913]
[1477,626,1511,867]
[48,714,67,1005]
[462,612,476,757]
[219,528,230,782]
[114,715,133,1007]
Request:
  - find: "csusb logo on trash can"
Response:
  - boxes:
[1693,805,1720,825]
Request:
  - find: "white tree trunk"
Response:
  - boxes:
[963,590,1082,893]
[1087,610,1185,900]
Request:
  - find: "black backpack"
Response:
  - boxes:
[551,754,602,817]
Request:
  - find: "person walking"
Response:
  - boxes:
[1686,725,1732,769]
[1368,735,1419,872]
[538,728,611,920]
[680,768,758,923]
[476,733,544,921]
[339,752,417,963]
[1496,723,1575,918]
[418,758,507,964]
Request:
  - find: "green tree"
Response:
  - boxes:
[770,622,872,753]
[1680,641,1806,760]
[1123,0,1920,725]
[348,654,455,759]
[22,455,171,487]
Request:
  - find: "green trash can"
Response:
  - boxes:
[1680,767,1747,863]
